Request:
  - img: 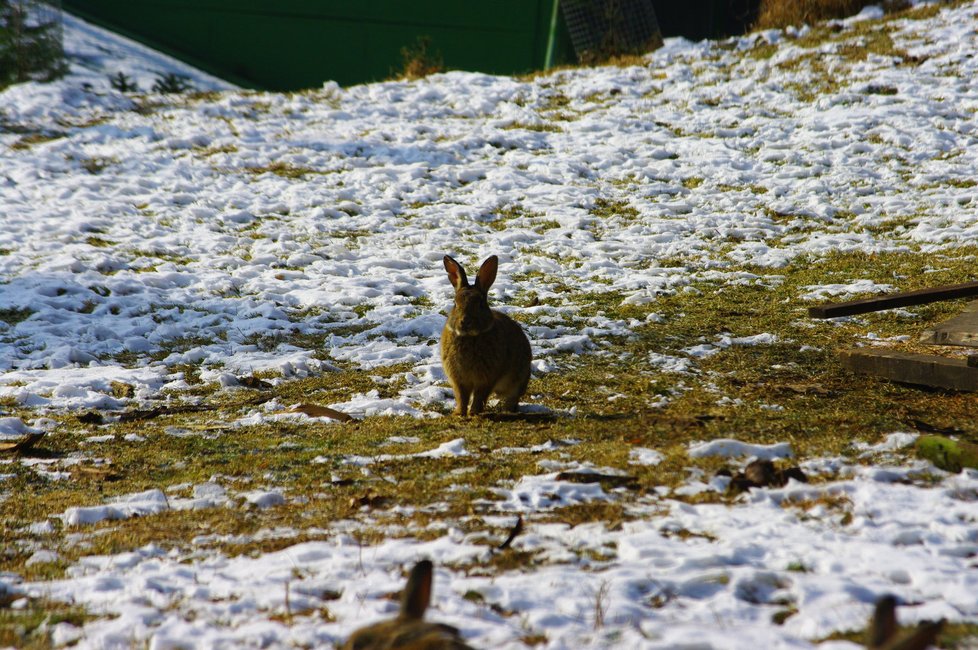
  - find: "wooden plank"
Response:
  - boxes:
[919,300,978,347]
[840,348,978,392]
[808,280,978,319]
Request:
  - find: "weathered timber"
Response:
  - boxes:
[808,280,978,318]
[840,348,978,392]
[919,300,978,347]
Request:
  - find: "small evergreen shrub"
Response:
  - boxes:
[151,72,193,93]
[108,71,138,92]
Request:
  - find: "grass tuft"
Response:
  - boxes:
[0,307,33,325]
[397,36,444,80]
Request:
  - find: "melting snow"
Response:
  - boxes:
[3,3,978,648]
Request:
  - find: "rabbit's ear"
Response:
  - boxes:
[475,255,498,293]
[444,256,468,290]
[400,560,433,621]
[870,596,899,647]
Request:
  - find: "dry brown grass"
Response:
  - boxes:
[398,36,444,80]
[753,0,908,30]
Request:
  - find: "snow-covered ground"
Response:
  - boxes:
[13,433,978,649]
[2,4,978,649]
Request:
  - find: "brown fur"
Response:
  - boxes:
[343,561,475,650]
[868,595,945,650]
[440,255,532,417]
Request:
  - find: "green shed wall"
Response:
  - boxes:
[62,0,576,90]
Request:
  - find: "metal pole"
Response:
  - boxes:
[544,0,560,70]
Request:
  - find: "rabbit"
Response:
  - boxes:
[440,254,532,417]
[343,560,475,650]
[868,595,945,650]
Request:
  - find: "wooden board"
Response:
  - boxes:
[839,348,978,392]
[919,300,978,347]
[808,280,978,318]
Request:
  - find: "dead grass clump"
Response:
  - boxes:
[397,36,444,80]
[753,0,907,30]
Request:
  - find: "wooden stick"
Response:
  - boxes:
[808,280,978,319]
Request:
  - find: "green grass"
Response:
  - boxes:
[501,122,563,133]
[85,236,116,248]
[820,621,978,649]
[6,247,978,584]
[0,307,34,325]
[242,161,337,179]
[9,132,65,150]
[3,6,978,645]
[590,197,640,222]
[0,599,95,649]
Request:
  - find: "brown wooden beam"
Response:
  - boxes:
[840,348,978,392]
[808,280,978,319]
[919,300,978,347]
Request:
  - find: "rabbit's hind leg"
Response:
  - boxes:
[500,394,521,413]
[496,373,528,413]
[451,383,471,417]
